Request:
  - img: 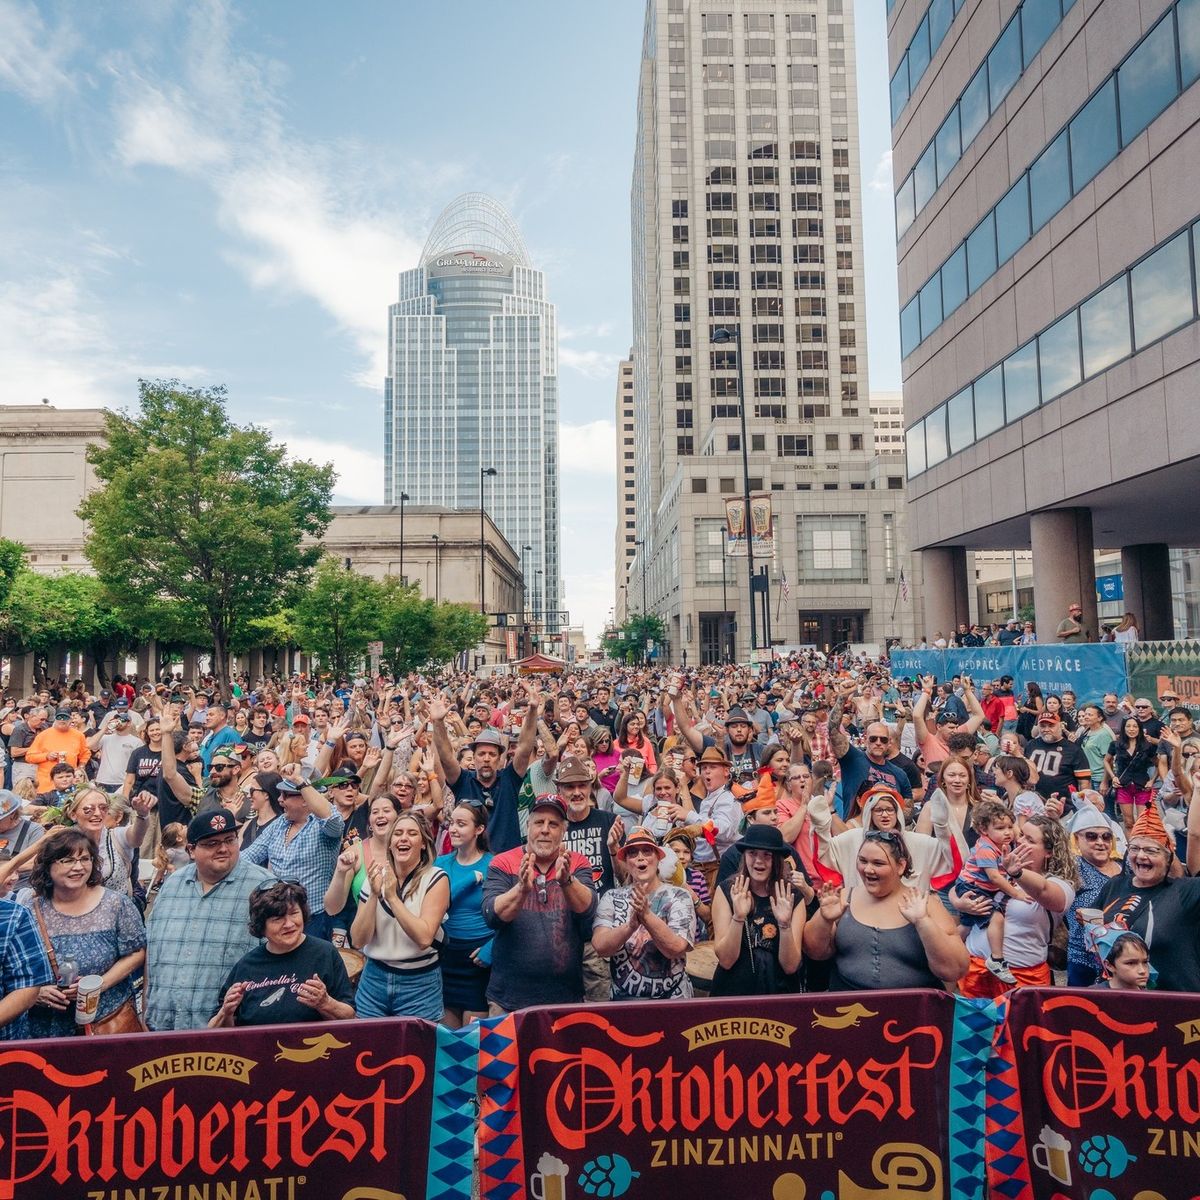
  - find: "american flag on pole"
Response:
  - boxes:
[899,567,909,602]
[781,570,791,599]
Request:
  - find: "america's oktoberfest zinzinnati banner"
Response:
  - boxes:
[2,987,1198,1200]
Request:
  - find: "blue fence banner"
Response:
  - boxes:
[887,645,1129,701]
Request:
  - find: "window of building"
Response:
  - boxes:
[674,303,691,322]
[778,434,813,457]
[1182,0,1200,86]
[1119,11,1180,143]
[751,434,766,451]
[672,224,688,243]
[707,165,736,185]
[676,408,693,428]
[753,295,784,316]
[1080,276,1131,376]
[677,436,694,455]
[707,217,738,237]
[988,16,1022,109]
[973,365,1005,439]
[925,407,948,467]
[719,477,736,493]
[753,323,784,342]
[676,381,694,403]
[966,211,998,293]
[751,218,781,237]
[947,386,974,453]
[708,297,739,316]
[1003,340,1041,420]
[709,270,740,289]
[888,476,903,490]
[1030,131,1071,233]
[995,177,1030,266]
[707,191,735,211]
[798,514,868,583]
[692,478,708,493]
[1038,310,1082,401]
[825,433,840,450]
[675,329,692,348]
[941,244,968,318]
[1069,79,1118,190]
[748,141,778,159]
[850,433,863,451]
[672,200,688,218]
[1131,231,1194,349]
[695,517,727,583]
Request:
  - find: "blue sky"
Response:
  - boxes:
[0,0,900,642]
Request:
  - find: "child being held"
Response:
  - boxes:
[953,799,1022,984]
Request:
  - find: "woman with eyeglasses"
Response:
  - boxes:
[350,811,450,1020]
[804,827,967,992]
[20,829,146,1038]
[1104,716,1158,832]
[1065,807,1124,987]
[210,880,354,1027]
[435,801,494,1027]
[62,786,153,899]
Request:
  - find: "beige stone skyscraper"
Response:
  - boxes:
[631,0,916,662]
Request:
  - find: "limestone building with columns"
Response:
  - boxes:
[0,405,524,689]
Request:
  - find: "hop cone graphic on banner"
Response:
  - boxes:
[578,1154,641,1198]
[1077,1134,1136,1179]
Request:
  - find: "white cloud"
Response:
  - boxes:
[108,1,428,388]
[0,0,77,106]
[278,431,383,505]
[559,421,617,474]
[559,346,623,380]
[559,321,615,342]
[868,149,894,193]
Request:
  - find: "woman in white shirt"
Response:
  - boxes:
[351,810,449,1020]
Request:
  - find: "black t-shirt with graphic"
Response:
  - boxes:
[125,746,163,800]
[218,936,354,1026]
[1024,736,1090,799]
[562,808,618,897]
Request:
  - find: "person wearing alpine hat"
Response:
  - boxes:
[592,826,697,1000]
[710,823,806,996]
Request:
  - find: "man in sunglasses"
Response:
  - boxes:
[826,679,912,819]
[145,809,271,1030]
[157,710,243,829]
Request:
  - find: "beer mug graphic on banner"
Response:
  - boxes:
[530,1152,570,1200]
[1031,1126,1072,1185]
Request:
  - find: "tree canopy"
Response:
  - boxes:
[601,613,666,664]
[78,379,335,699]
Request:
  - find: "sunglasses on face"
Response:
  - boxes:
[1080,831,1113,842]
[255,877,303,893]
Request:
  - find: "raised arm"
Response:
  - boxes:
[427,693,461,786]
[511,684,541,777]
[670,686,705,756]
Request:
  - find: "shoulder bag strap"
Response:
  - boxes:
[32,898,59,980]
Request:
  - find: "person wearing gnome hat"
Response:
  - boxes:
[1064,803,1125,987]
[1097,802,1200,991]
[592,827,696,1000]
[710,823,806,996]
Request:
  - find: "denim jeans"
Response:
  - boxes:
[355,959,443,1021]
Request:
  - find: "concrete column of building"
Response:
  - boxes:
[136,640,157,685]
[80,652,98,692]
[249,648,265,684]
[1030,509,1098,643]
[1120,544,1174,641]
[917,548,971,643]
[182,649,198,684]
[6,652,36,696]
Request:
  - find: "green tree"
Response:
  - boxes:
[375,578,488,675]
[3,570,139,684]
[79,380,334,700]
[0,539,25,611]
[293,557,382,678]
[601,613,666,664]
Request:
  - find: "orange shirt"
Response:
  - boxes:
[25,727,91,790]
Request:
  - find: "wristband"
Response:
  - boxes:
[1008,868,1024,882]
[732,915,745,923]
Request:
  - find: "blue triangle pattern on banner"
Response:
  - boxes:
[987,1128,1022,1153]
[432,1162,474,1186]
[434,1109,476,1136]
[438,1062,477,1088]
[991,1176,1028,1199]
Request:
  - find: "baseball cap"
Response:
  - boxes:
[209,750,239,767]
[292,713,311,726]
[530,793,567,818]
[187,810,238,844]
[1038,713,1061,726]
[114,699,130,711]
[54,709,71,720]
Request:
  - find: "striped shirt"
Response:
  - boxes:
[0,898,54,1040]
[145,859,272,1030]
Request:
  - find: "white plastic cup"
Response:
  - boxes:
[75,975,103,1025]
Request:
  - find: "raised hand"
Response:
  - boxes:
[628,884,648,924]
[362,746,382,771]
[1000,840,1035,877]
[769,879,796,924]
[897,887,928,925]
[816,882,847,923]
[729,874,754,920]
[555,849,573,886]
[426,694,450,723]
[517,850,535,894]
[336,847,358,874]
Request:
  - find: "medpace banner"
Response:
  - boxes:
[991,988,1200,1200]
[0,1018,436,1200]
[481,991,961,1200]
[887,645,1129,701]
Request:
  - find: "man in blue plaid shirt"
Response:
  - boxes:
[0,895,53,1039]
[145,810,272,1030]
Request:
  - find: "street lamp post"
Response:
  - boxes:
[398,491,410,583]
[521,543,533,656]
[479,466,497,616]
[711,325,757,659]
[634,538,650,664]
[431,534,441,602]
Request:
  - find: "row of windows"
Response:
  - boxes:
[906,219,1200,477]
[900,0,1200,359]
[895,0,1077,236]
[890,0,966,124]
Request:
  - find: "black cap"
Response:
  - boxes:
[733,824,791,855]
[187,810,238,843]
[54,709,71,720]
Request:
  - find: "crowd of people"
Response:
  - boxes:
[906,602,1142,646]
[0,652,1195,1040]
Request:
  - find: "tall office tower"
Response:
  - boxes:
[614,356,637,625]
[632,0,914,662]
[892,0,1200,640]
[384,193,561,621]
